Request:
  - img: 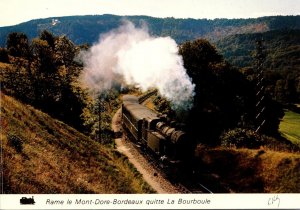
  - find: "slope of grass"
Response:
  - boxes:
[279,110,300,148]
[0,92,154,193]
[195,146,300,193]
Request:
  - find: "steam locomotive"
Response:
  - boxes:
[20,196,35,205]
[122,95,193,167]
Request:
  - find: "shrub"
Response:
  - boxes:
[8,133,23,153]
[220,128,263,149]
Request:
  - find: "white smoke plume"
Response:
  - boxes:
[80,21,195,110]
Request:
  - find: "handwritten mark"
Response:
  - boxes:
[268,195,280,208]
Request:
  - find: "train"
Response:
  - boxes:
[121,95,194,168]
[20,196,35,205]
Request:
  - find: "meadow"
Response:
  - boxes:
[280,110,300,148]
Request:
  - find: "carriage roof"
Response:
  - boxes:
[123,95,159,122]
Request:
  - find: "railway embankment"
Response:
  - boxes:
[195,146,300,193]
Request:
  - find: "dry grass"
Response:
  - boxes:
[195,146,300,193]
[1,92,154,193]
[0,62,11,69]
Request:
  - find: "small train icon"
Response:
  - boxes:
[20,196,35,205]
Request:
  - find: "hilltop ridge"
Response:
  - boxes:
[0,14,299,46]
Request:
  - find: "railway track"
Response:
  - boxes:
[120,134,180,193]
[197,183,213,194]
[128,136,214,194]
[181,182,214,194]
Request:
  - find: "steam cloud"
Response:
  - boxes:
[80,21,195,110]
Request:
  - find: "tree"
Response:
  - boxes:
[30,36,85,130]
[31,38,56,73]
[80,89,119,142]
[28,38,60,112]
[40,30,56,49]
[179,39,222,78]
[54,35,76,66]
[274,79,285,102]
[179,39,256,145]
[179,39,221,112]
[0,47,9,63]
[6,32,30,58]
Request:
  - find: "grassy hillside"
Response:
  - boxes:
[195,147,300,193]
[0,92,154,193]
[279,110,300,148]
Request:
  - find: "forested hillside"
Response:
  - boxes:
[216,29,300,104]
[0,15,299,46]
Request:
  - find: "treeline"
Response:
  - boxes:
[216,29,300,104]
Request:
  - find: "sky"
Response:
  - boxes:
[0,0,299,27]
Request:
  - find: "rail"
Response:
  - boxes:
[197,183,213,194]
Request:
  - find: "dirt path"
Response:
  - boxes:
[112,108,180,194]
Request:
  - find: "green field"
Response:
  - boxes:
[279,110,300,147]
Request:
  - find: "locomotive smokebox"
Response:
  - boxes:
[156,122,186,144]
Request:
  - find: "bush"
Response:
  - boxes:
[220,128,263,149]
[8,133,23,153]
[220,127,300,152]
